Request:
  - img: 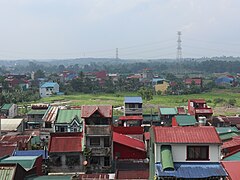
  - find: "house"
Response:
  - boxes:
[0,155,43,176]
[0,135,32,150]
[159,108,177,126]
[0,103,18,118]
[152,78,169,94]
[54,109,82,133]
[26,105,48,129]
[48,132,84,173]
[172,115,197,127]
[0,163,28,180]
[221,161,240,180]
[216,127,240,141]
[0,118,24,134]
[188,99,213,121]
[39,82,59,98]
[124,97,143,116]
[184,77,202,88]
[81,105,113,173]
[149,126,227,179]
[215,75,236,87]
[222,136,240,156]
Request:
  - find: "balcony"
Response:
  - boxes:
[86,125,111,135]
[89,147,111,156]
[124,108,143,115]
[195,108,213,114]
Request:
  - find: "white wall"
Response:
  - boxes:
[155,143,221,163]
[8,104,17,118]
[40,83,59,98]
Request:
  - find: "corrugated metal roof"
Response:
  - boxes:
[42,106,59,122]
[0,165,15,180]
[119,116,143,121]
[0,135,31,144]
[153,126,222,144]
[27,109,47,115]
[113,132,145,151]
[1,104,13,110]
[219,132,239,141]
[216,127,239,134]
[81,105,112,118]
[124,97,142,103]
[224,150,240,161]
[222,136,240,149]
[0,143,17,158]
[0,118,23,131]
[40,82,58,88]
[56,109,81,124]
[13,150,48,159]
[159,108,177,115]
[26,176,71,180]
[0,156,38,170]
[175,115,196,126]
[155,162,227,178]
[221,161,240,180]
[48,132,83,153]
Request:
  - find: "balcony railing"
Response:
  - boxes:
[124,108,143,114]
[89,147,111,156]
[195,108,213,114]
[86,125,111,135]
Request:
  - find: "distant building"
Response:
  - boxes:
[158,107,177,126]
[39,82,59,98]
[152,78,169,94]
[0,103,18,118]
[184,78,202,88]
[124,97,143,116]
[215,75,236,87]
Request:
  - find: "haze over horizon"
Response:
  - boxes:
[0,0,240,60]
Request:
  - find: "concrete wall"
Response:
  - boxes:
[155,144,221,163]
[8,104,18,118]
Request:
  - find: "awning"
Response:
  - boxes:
[155,162,227,178]
[161,145,174,171]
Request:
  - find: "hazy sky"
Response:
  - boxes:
[0,0,240,60]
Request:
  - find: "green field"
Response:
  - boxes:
[31,89,240,116]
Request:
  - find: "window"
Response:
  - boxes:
[90,156,100,165]
[66,155,80,166]
[104,156,110,166]
[90,137,100,146]
[187,146,209,160]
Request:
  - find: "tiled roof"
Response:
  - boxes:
[113,132,145,151]
[27,109,47,115]
[48,132,83,153]
[175,115,197,126]
[221,161,240,180]
[124,97,142,103]
[1,104,13,110]
[40,82,58,88]
[81,105,112,118]
[13,150,48,159]
[152,126,222,144]
[0,118,23,131]
[0,156,38,170]
[119,116,143,121]
[56,109,81,124]
[159,108,177,115]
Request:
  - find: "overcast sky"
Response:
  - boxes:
[0,0,240,60]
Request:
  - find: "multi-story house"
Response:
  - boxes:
[124,97,143,116]
[0,103,18,118]
[81,105,113,173]
[39,82,59,98]
[149,126,227,179]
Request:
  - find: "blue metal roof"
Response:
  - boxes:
[41,82,58,88]
[155,162,227,178]
[124,97,142,103]
[13,150,48,159]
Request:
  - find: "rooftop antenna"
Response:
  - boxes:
[177,31,182,60]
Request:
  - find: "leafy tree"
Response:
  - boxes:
[138,87,153,101]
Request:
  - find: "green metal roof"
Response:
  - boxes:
[159,108,177,115]
[224,151,240,161]
[27,109,47,115]
[143,114,160,122]
[175,115,197,126]
[26,176,71,180]
[161,145,174,171]
[219,132,239,141]
[0,166,15,180]
[0,156,38,170]
[216,127,239,134]
[56,109,81,124]
[1,104,13,110]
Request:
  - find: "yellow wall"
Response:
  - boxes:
[154,81,169,94]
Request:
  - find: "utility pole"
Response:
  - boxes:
[176,31,182,61]
[116,48,119,59]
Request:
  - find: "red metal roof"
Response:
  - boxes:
[153,126,222,144]
[119,116,143,121]
[223,117,240,125]
[113,132,145,151]
[116,170,149,179]
[221,161,240,180]
[81,105,112,118]
[222,136,240,149]
[189,99,206,103]
[144,132,150,141]
[0,135,31,144]
[48,132,83,153]
[185,78,202,85]
[0,143,17,158]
